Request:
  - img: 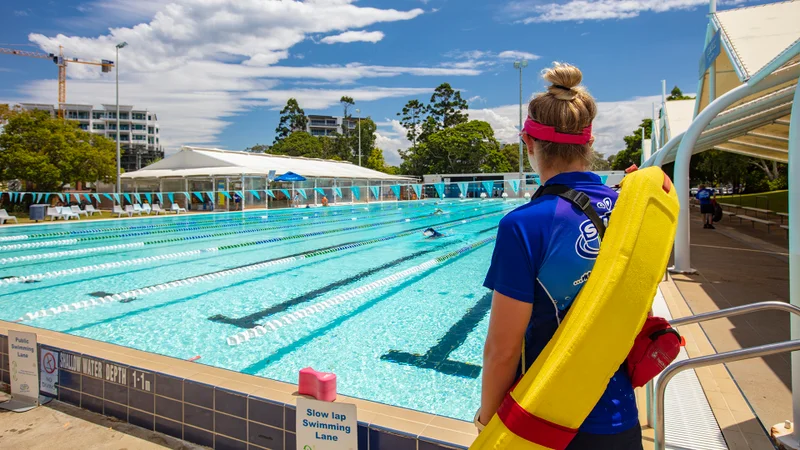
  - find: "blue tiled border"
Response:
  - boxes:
[0,333,468,450]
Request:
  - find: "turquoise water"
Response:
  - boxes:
[0,200,519,420]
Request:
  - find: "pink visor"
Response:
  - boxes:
[523,118,592,145]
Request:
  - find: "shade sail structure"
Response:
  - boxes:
[121,146,414,181]
[644,1,799,168]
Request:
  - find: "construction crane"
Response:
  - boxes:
[0,45,115,118]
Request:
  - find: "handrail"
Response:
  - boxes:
[650,301,800,450]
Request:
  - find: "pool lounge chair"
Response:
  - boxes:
[0,209,18,224]
[142,203,152,215]
[113,205,130,218]
[151,204,165,215]
[171,203,187,214]
[47,207,64,221]
[132,204,144,215]
[60,207,80,220]
[84,205,101,216]
[71,205,89,217]
[125,205,141,216]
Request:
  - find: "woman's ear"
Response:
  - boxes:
[588,135,595,147]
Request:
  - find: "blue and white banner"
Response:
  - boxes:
[123,193,132,204]
[457,182,469,196]
[113,193,121,204]
[297,189,307,199]
[390,185,401,199]
[44,193,51,203]
[93,193,100,203]
[57,193,64,202]
[206,192,214,202]
[221,191,231,199]
[333,187,343,198]
[144,193,152,204]
[193,192,204,201]
[250,190,261,200]
[73,193,81,203]
[508,179,520,194]
[36,193,43,203]
[280,189,290,198]
[314,188,326,196]
[600,175,608,185]
[156,192,164,203]
[84,193,92,203]
[133,193,141,204]
[411,184,422,199]
[482,181,494,195]
[350,186,360,200]
[265,190,276,199]
[102,193,113,202]
[370,186,380,199]
[433,182,445,198]
[167,193,175,203]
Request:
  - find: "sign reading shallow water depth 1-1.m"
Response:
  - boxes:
[296,397,357,450]
[8,330,38,405]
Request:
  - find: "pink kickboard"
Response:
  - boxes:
[298,367,337,402]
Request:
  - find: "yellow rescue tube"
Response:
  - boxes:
[471,167,679,450]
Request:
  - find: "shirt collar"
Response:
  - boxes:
[544,171,602,186]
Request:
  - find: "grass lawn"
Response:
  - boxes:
[717,190,788,213]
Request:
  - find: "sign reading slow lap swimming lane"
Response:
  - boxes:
[296,397,357,450]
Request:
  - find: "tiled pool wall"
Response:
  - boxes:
[0,329,474,450]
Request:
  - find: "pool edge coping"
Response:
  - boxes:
[0,319,476,450]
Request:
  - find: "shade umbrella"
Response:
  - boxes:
[274,172,307,206]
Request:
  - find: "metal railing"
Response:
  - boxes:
[648,301,800,450]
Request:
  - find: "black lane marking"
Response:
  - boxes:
[380,291,492,379]
[208,244,451,328]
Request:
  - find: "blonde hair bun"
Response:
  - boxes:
[543,62,584,101]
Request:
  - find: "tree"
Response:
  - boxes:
[396,99,425,148]
[365,147,387,172]
[590,150,611,171]
[428,83,469,131]
[500,143,532,172]
[268,131,322,158]
[340,96,355,136]
[611,118,652,170]
[245,144,270,153]
[274,98,308,144]
[400,120,501,175]
[666,86,695,101]
[0,109,116,191]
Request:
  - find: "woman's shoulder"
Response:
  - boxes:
[500,197,559,229]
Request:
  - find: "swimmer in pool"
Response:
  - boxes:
[423,227,444,239]
[433,208,444,215]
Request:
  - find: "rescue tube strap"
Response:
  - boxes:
[497,394,578,450]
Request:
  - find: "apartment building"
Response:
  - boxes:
[306,114,358,137]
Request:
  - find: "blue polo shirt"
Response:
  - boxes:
[696,189,713,205]
[483,171,638,435]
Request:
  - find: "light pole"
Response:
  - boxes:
[356,108,362,166]
[115,41,127,193]
[514,59,528,180]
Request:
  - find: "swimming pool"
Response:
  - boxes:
[0,199,519,421]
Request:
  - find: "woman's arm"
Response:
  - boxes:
[479,290,533,425]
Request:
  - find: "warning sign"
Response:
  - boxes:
[40,349,58,396]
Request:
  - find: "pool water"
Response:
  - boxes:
[0,200,520,420]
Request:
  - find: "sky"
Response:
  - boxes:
[0,0,780,166]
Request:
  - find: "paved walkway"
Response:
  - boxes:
[673,212,791,432]
[0,393,203,449]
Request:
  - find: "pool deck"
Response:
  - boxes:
[0,203,792,450]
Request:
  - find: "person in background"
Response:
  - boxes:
[477,62,641,449]
[696,184,716,229]
[321,196,329,207]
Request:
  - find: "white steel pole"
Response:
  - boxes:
[115,46,121,193]
[787,76,800,444]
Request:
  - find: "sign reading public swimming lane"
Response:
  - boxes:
[699,30,721,78]
[8,330,39,405]
[296,397,357,450]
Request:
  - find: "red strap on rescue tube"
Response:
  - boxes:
[497,393,578,450]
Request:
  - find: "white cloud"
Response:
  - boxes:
[469,95,660,156]
[13,10,29,16]
[321,30,385,44]
[510,0,749,23]
[375,119,412,165]
[497,50,539,60]
[9,0,484,150]
[442,49,540,69]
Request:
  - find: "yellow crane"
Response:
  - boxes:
[0,45,114,118]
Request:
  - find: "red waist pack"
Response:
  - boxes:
[625,316,683,387]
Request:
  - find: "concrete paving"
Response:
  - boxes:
[673,212,791,432]
[0,392,205,449]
